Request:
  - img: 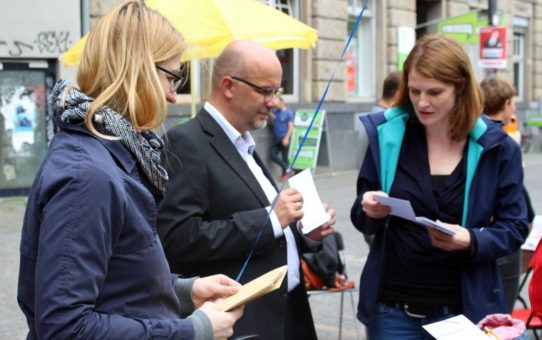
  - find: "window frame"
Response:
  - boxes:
[346,4,375,100]
[260,0,300,101]
[512,28,525,100]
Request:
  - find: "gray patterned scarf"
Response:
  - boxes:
[49,79,168,193]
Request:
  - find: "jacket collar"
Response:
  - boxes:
[196,109,277,205]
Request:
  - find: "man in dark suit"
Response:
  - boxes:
[157,40,335,339]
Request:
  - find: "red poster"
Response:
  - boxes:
[479,26,507,69]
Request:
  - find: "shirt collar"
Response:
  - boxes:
[205,102,256,156]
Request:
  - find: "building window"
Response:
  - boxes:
[175,60,200,103]
[513,29,525,100]
[347,2,374,98]
[261,0,299,99]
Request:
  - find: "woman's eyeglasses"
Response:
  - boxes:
[156,65,184,93]
[231,76,283,102]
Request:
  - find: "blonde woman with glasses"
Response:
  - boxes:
[17,2,242,339]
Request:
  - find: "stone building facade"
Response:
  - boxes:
[1,0,541,194]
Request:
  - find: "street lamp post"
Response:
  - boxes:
[487,0,498,77]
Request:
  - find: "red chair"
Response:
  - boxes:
[511,255,542,339]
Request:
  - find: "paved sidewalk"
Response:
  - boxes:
[0,169,367,340]
[2,151,541,339]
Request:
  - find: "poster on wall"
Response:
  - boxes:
[479,26,507,69]
[288,110,326,170]
[0,68,49,191]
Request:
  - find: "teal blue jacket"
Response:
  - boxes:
[351,107,528,325]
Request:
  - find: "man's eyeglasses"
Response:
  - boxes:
[231,76,283,102]
[156,65,184,93]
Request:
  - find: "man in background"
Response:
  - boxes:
[371,70,401,112]
[269,97,294,181]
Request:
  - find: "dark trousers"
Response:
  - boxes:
[270,140,289,174]
[286,284,318,340]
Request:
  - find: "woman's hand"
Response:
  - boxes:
[427,221,472,251]
[192,275,241,308]
[361,191,391,219]
[198,301,244,340]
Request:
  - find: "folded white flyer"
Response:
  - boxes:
[288,169,330,234]
[374,195,456,236]
[422,314,488,340]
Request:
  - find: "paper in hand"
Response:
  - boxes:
[374,195,455,235]
[288,169,331,234]
[219,265,288,312]
[422,314,488,340]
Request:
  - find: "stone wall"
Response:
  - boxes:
[311,0,347,102]
[387,0,416,69]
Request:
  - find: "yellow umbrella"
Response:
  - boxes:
[60,0,318,65]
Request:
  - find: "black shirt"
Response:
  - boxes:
[379,122,466,309]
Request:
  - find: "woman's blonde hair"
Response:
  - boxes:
[77,0,184,135]
[395,35,483,141]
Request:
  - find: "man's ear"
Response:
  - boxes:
[222,76,235,99]
[501,98,512,110]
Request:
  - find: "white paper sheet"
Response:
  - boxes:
[374,195,456,235]
[422,314,489,340]
[288,169,330,234]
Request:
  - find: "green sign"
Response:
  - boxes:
[288,109,326,170]
[438,11,478,44]
[438,10,504,44]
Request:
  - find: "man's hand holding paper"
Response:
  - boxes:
[273,187,305,229]
[288,169,335,239]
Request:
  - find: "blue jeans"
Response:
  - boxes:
[368,303,457,340]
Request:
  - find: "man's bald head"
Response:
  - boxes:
[208,40,283,133]
[212,40,280,90]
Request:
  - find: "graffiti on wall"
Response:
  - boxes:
[0,31,72,57]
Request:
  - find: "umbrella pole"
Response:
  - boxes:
[190,60,196,118]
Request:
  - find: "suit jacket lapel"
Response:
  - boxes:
[197,109,272,206]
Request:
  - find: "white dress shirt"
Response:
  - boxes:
[205,102,300,291]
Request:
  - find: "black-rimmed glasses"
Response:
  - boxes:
[231,76,283,102]
[156,65,184,93]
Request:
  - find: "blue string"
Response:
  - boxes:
[236,0,369,282]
